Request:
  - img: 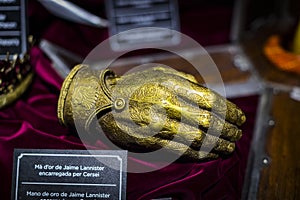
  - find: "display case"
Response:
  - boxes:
[1,0,299,199]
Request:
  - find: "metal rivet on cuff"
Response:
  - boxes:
[114,98,126,111]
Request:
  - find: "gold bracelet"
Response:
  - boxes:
[0,54,33,109]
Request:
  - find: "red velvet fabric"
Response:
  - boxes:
[0,1,258,199]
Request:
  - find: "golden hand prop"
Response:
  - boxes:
[58,65,246,161]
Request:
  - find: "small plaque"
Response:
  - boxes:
[11,149,127,200]
[0,0,27,59]
[106,0,180,51]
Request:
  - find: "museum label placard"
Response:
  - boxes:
[11,149,127,200]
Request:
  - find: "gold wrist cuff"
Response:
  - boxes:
[57,65,115,130]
